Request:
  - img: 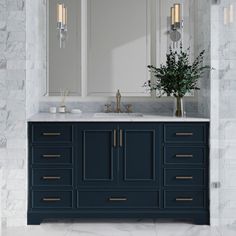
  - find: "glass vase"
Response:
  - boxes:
[174,96,184,117]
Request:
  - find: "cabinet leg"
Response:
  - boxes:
[193,216,209,225]
[27,217,42,225]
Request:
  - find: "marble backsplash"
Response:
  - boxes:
[39,99,199,117]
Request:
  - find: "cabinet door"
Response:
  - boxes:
[119,123,160,186]
[77,123,118,186]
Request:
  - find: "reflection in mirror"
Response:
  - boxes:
[47,0,81,96]
[87,0,151,96]
[46,0,197,97]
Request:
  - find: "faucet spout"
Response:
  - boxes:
[115,89,122,113]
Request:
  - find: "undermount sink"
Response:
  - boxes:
[94,113,144,118]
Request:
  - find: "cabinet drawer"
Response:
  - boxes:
[164,190,206,209]
[164,169,205,187]
[164,124,206,143]
[32,169,73,187]
[31,124,73,143]
[32,191,73,208]
[164,146,206,165]
[78,190,159,208]
[32,147,73,165]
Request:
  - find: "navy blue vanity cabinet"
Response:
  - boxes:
[163,123,209,225]
[28,122,76,225]
[77,123,118,186]
[118,123,161,187]
[28,122,209,225]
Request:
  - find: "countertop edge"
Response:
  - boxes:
[27,113,210,123]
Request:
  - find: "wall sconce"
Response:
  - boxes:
[170,3,183,48]
[57,3,67,48]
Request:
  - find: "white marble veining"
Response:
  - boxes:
[28,112,210,123]
[2,220,236,236]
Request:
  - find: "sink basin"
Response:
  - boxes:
[94,113,143,118]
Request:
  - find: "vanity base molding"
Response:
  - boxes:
[27,211,209,225]
[28,122,209,225]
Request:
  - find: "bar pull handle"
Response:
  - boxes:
[108,197,127,202]
[43,154,61,158]
[176,198,193,202]
[119,129,123,147]
[176,132,193,136]
[42,133,61,136]
[42,176,61,180]
[42,198,61,202]
[175,154,193,158]
[114,129,117,147]
[175,176,193,180]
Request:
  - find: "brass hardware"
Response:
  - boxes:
[43,154,61,158]
[42,176,61,180]
[42,133,61,136]
[114,129,117,147]
[109,197,127,202]
[42,198,61,202]
[115,89,122,113]
[125,104,133,113]
[175,154,193,158]
[176,197,193,201]
[104,104,112,113]
[119,129,123,147]
[175,176,193,180]
[176,132,193,136]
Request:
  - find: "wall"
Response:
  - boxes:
[0,0,45,227]
[211,0,236,226]
[0,0,27,227]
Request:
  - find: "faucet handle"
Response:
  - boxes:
[104,104,112,113]
[125,104,133,113]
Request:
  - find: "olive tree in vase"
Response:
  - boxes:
[145,46,210,117]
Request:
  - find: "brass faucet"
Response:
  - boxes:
[115,89,122,113]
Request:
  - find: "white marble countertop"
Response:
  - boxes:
[28,113,210,122]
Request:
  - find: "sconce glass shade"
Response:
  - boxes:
[174,3,181,24]
[171,7,175,26]
[57,4,63,23]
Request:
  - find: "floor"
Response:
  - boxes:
[2,220,236,236]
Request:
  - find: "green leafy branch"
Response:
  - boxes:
[145,46,211,98]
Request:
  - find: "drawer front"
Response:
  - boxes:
[31,124,73,143]
[164,146,206,165]
[164,169,205,187]
[32,147,73,165]
[32,191,73,208]
[164,124,206,143]
[164,190,206,209]
[78,191,159,208]
[32,169,73,187]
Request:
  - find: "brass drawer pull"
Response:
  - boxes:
[176,132,193,136]
[42,176,61,180]
[42,198,61,202]
[120,129,123,147]
[175,154,193,158]
[109,197,127,202]
[43,154,61,158]
[176,198,193,202]
[114,129,117,147]
[42,133,61,136]
[175,176,193,180]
